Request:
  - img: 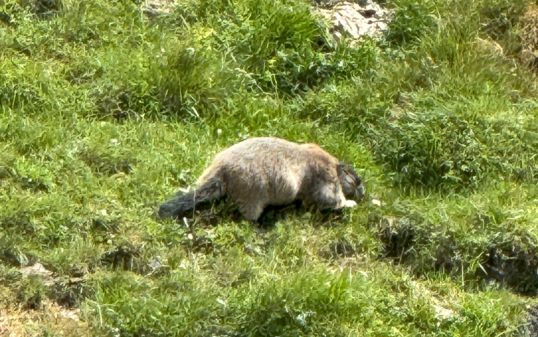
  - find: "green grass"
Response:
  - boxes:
[1,0,538,335]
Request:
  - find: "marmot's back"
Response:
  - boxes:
[199,137,338,183]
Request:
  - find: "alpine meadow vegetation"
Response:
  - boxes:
[1,0,538,335]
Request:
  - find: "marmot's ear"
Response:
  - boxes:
[336,163,347,177]
[337,163,360,180]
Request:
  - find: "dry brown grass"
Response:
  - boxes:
[0,303,90,337]
[520,3,538,69]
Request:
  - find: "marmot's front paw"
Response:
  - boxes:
[343,200,357,208]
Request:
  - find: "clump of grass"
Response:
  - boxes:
[157,35,236,119]
[173,0,372,96]
[384,0,438,47]
[303,0,536,193]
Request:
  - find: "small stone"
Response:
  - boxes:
[20,263,52,278]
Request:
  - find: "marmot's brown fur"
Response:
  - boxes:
[159,137,365,221]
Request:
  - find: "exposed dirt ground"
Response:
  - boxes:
[0,304,89,337]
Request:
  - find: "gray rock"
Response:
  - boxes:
[317,1,393,42]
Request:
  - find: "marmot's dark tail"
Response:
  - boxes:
[159,177,225,219]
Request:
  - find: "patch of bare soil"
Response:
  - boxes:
[0,262,94,336]
[479,247,538,296]
[0,303,89,337]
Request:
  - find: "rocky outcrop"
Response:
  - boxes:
[317,1,392,41]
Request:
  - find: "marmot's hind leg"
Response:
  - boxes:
[237,200,266,222]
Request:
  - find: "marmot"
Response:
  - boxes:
[159,137,365,221]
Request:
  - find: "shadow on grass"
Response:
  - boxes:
[160,197,352,231]
[371,214,538,296]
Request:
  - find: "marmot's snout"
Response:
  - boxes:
[355,184,366,201]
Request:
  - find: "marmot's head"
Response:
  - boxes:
[337,163,365,201]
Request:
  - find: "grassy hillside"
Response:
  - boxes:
[1,0,538,335]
